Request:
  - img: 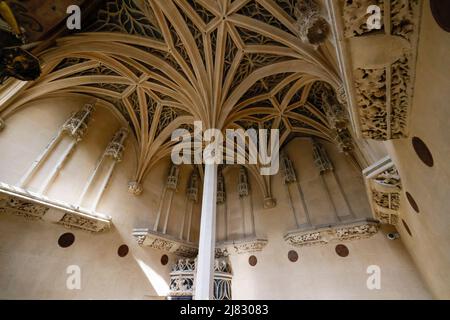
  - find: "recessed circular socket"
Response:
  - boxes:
[402,219,413,237]
[58,233,75,248]
[412,137,434,167]
[406,192,420,213]
[430,0,450,32]
[335,244,349,257]
[288,250,299,262]
[161,254,169,266]
[118,244,129,258]
[249,255,258,267]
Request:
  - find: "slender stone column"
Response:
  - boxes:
[194,163,217,300]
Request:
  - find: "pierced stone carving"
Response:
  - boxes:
[217,167,226,205]
[187,169,199,202]
[281,152,297,184]
[167,164,180,190]
[238,167,249,198]
[294,0,330,46]
[217,238,268,255]
[132,228,198,258]
[128,181,143,196]
[105,128,129,162]
[363,156,402,225]
[168,257,232,300]
[312,140,333,174]
[62,103,95,142]
[59,213,109,233]
[284,218,379,247]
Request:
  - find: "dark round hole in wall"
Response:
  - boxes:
[249,255,258,267]
[335,244,349,258]
[117,244,129,258]
[412,137,434,167]
[402,219,413,237]
[406,192,420,213]
[288,250,299,263]
[161,254,169,266]
[58,233,75,248]
[430,0,450,32]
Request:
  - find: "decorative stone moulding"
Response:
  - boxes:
[334,0,422,140]
[363,156,402,225]
[132,228,198,258]
[168,257,232,300]
[216,237,269,255]
[0,182,111,232]
[284,218,379,247]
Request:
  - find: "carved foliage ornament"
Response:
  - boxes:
[343,0,421,140]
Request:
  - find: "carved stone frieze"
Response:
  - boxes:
[0,182,112,232]
[132,228,198,258]
[217,238,268,255]
[59,213,109,232]
[284,218,379,247]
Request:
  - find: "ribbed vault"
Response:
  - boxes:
[0,0,351,199]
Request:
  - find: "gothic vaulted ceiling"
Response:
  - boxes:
[1,0,356,198]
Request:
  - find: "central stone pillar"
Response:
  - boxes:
[194,163,218,300]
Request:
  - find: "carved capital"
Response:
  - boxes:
[128,181,143,195]
[62,103,95,142]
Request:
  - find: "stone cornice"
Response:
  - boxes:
[0,182,111,232]
[284,218,379,247]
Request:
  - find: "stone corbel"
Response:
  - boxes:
[284,218,379,247]
[363,156,402,225]
[132,228,198,258]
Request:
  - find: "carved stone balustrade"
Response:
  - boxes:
[132,228,198,258]
[363,156,402,225]
[284,218,379,247]
[0,182,111,232]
